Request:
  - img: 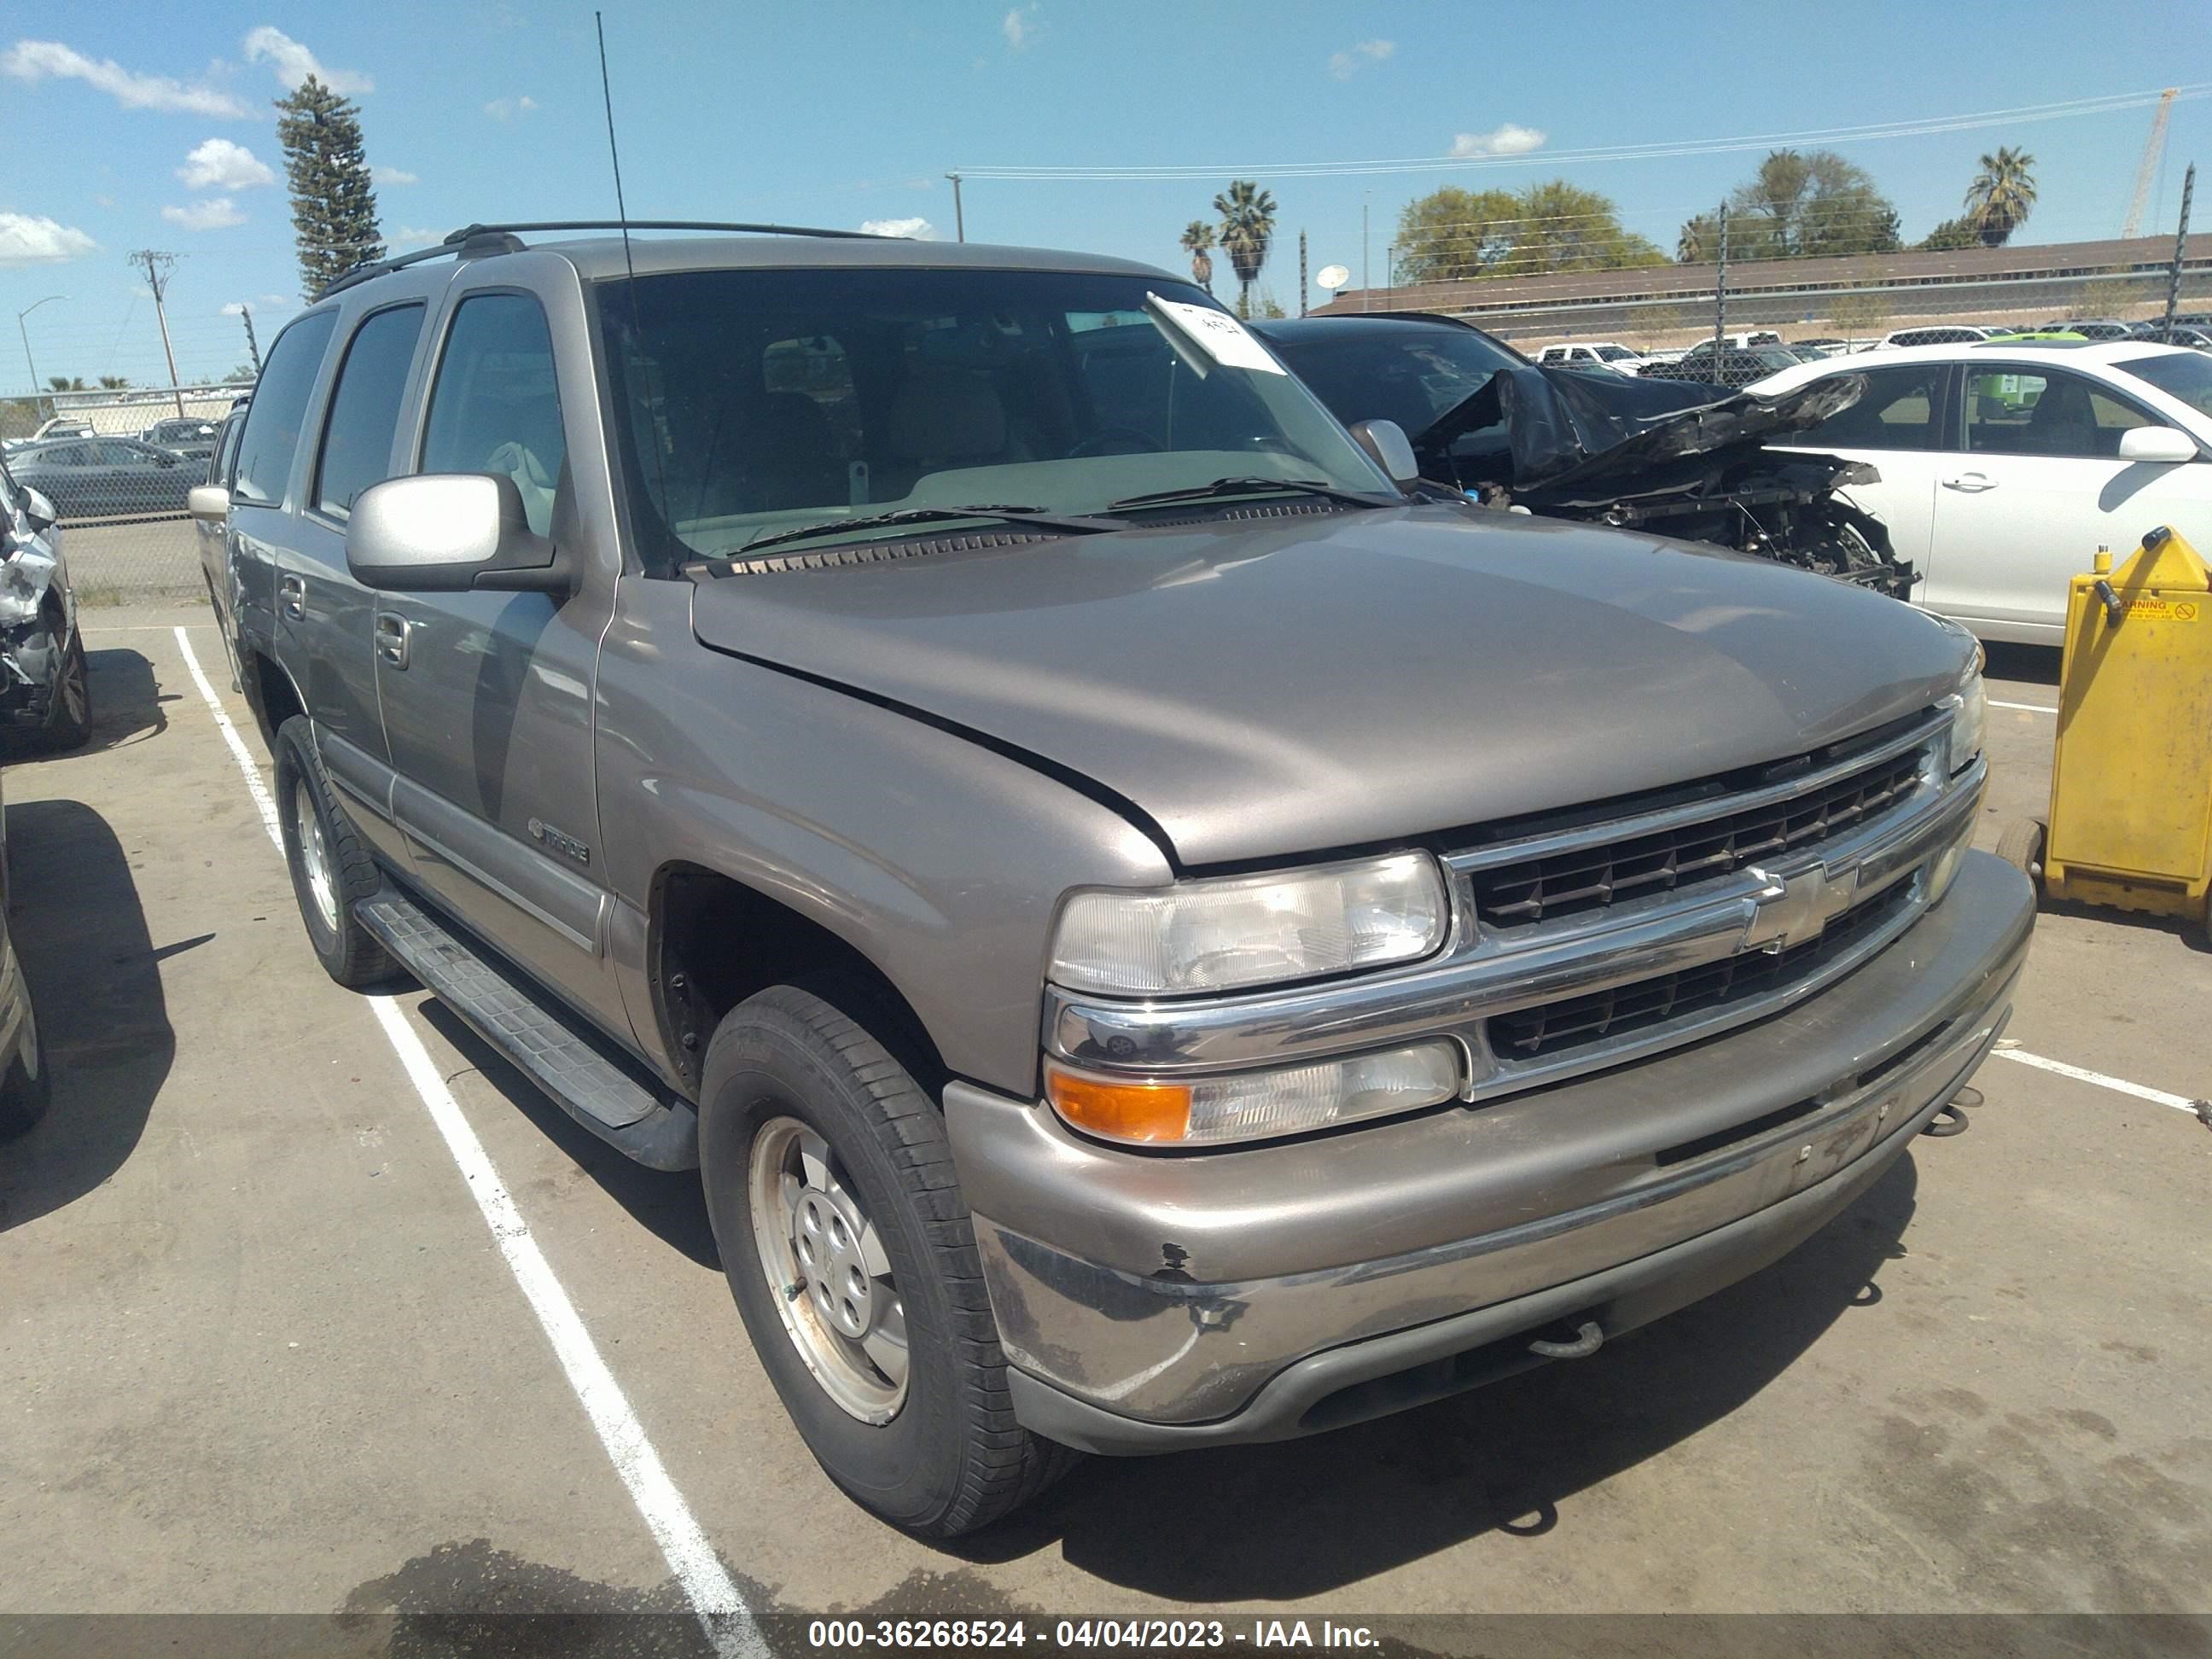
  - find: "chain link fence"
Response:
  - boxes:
[1,386,245,603]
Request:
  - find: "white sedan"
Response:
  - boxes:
[1753,341,2212,643]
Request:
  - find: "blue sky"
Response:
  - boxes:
[3,0,2208,389]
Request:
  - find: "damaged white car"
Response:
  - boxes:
[0,461,90,752]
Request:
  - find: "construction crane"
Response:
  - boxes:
[2122,87,2179,240]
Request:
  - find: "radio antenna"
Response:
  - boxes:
[594,10,677,562]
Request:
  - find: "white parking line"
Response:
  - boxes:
[1989,698,2056,714]
[171,626,760,1657]
[1992,1046,2205,1116]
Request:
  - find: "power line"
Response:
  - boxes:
[958,83,2212,180]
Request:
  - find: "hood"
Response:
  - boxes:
[689,506,1970,869]
[1429,365,1867,501]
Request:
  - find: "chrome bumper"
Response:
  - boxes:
[946,851,2033,1447]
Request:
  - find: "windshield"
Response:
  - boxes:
[1594,346,1634,361]
[594,266,1392,566]
[2116,351,2212,420]
[1256,325,1522,439]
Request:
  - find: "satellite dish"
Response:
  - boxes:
[1315,264,1350,291]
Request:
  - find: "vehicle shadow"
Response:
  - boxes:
[0,797,174,1233]
[1982,642,2060,690]
[1,647,172,760]
[413,998,720,1272]
[950,1155,1919,1598]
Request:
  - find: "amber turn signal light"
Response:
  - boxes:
[1044,1067,1192,1144]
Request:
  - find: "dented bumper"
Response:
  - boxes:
[945,852,2032,1452]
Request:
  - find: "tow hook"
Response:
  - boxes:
[1528,1319,1604,1359]
[1921,1100,1970,1138]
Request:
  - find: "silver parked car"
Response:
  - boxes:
[0,457,90,750]
[192,222,2030,1536]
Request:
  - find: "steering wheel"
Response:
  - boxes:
[1068,428,1165,457]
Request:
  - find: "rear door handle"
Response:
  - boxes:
[374,611,410,670]
[277,573,306,617]
[1941,472,1998,492]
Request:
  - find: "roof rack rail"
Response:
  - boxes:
[316,218,889,300]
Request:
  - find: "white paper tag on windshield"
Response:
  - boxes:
[1149,294,1286,375]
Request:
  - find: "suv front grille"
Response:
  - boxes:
[1488,879,1914,1062]
[1468,746,1924,929]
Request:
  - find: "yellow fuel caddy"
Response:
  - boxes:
[2013,525,2212,940]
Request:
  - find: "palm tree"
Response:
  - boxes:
[1966,148,2037,247]
[1180,221,1216,294]
[46,376,86,392]
[97,375,129,389]
[1213,180,1278,317]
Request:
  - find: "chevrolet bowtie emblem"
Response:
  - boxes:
[1742,864,1856,954]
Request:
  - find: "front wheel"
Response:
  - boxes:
[699,984,1078,1536]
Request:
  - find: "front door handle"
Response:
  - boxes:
[374,611,410,670]
[1941,472,1999,492]
[277,573,306,618]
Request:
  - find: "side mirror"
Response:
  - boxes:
[2117,426,2198,464]
[188,485,230,524]
[20,489,55,533]
[346,473,567,594]
[1348,418,1420,488]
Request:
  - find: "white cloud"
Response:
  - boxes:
[860,217,934,240]
[372,165,419,186]
[178,137,275,192]
[2,39,250,117]
[0,212,97,266]
[483,95,538,120]
[218,301,248,317]
[390,225,442,249]
[1327,38,1394,79]
[162,197,247,231]
[1002,5,1039,49]
[242,26,373,96]
[1448,122,1546,159]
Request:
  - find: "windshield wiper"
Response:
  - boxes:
[736,504,1121,556]
[1104,476,1400,515]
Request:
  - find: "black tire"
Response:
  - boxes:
[27,617,90,753]
[698,983,1079,1537]
[1996,818,2046,884]
[0,995,49,1140]
[272,715,402,989]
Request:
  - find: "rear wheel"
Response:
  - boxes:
[699,984,1078,1537]
[273,716,401,989]
[1997,818,2046,886]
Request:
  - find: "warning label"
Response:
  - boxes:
[2115,595,2202,623]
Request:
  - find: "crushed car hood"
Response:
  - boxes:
[689,505,1967,869]
[1427,364,1868,502]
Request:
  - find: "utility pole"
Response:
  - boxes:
[127,249,187,416]
[945,172,965,242]
[1713,203,1729,359]
[1361,192,1370,312]
[1298,230,1308,317]
[239,304,263,376]
[2165,163,2196,333]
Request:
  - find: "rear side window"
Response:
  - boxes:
[1965,368,2151,459]
[233,310,337,506]
[1796,364,1947,450]
[208,415,243,486]
[314,304,424,518]
[421,293,567,537]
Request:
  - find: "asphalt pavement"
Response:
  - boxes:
[1,610,2206,1653]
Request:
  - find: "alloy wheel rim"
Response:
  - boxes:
[56,645,86,727]
[294,777,339,933]
[747,1115,909,1423]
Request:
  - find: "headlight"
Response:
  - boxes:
[1941,656,1986,776]
[1045,1041,1463,1146]
[1928,817,1976,904]
[1049,852,1450,997]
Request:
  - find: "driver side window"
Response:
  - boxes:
[421,293,568,537]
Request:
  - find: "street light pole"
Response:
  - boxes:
[946,172,965,242]
[16,294,66,405]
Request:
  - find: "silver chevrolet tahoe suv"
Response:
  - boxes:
[191,222,2032,1537]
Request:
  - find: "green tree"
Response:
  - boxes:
[276,74,384,298]
[1396,182,1661,283]
[1679,149,1901,262]
[1213,180,1277,317]
[97,375,129,389]
[45,376,86,392]
[224,363,258,384]
[1965,147,2037,247]
[1917,214,1982,253]
[1179,220,1216,294]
